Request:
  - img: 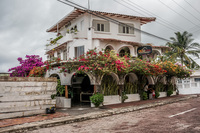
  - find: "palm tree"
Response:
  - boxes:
[166,31,200,69]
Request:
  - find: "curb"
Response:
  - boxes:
[0,95,197,133]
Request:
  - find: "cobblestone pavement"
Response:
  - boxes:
[29,97,200,133]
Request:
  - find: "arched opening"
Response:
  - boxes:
[119,47,130,57]
[71,73,93,106]
[105,45,114,52]
[50,74,60,79]
[124,73,138,94]
[101,74,119,95]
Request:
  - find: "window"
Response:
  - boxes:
[195,78,200,82]
[92,20,110,32]
[75,46,84,58]
[63,48,67,60]
[119,23,134,34]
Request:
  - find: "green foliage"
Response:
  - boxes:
[124,82,138,94]
[90,93,104,107]
[155,90,160,98]
[166,31,200,68]
[56,79,65,97]
[46,35,63,46]
[143,92,148,100]
[155,81,165,92]
[167,89,173,97]
[122,91,128,103]
[167,83,173,96]
[101,75,118,95]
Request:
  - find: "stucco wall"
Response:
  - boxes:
[0,77,57,119]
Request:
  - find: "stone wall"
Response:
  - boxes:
[0,77,57,119]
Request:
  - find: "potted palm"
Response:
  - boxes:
[54,79,71,108]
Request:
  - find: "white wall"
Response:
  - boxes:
[0,77,57,119]
[46,12,150,60]
[91,15,141,43]
[177,72,200,94]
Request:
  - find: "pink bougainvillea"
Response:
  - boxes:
[8,55,44,77]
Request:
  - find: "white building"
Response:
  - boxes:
[177,70,200,94]
[45,8,168,61]
[45,8,171,107]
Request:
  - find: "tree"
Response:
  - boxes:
[166,31,200,69]
[8,55,44,77]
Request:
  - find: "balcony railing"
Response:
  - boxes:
[46,34,73,52]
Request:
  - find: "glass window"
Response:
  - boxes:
[195,78,200,82]
[75,46,84,58]
[92,20,110,32]
[119,23,134,34]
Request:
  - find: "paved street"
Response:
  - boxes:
[29,97,200,133]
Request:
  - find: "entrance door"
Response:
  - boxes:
[71,74,93,106]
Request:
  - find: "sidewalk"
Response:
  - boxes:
[0,95,198,133]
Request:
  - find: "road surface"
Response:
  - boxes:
[29,97,200,133]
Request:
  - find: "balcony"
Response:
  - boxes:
[46,34,73,52]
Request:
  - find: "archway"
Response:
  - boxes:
[124,73,138,94]
[119,47,130,57]
[105,45,114,52]
[71,73,93,106]
[101,74,119,95]
[50,74,60,79]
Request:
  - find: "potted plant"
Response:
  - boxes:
[90,93,104,107]
[124,81,140,102]
[52,79,71,108]
[101,78,121,105]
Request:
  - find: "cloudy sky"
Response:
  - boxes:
[1,0,200,72]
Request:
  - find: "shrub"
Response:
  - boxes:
[51,79,65,99]
[143,92,148,100]
[90,93,104,107]
[155,90,160,98]
[8,55,44,77]
[167,83,173,96]
[167,89,173,97]
[122,91,128,103]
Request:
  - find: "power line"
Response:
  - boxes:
[158,0,200,29]
[184,0,200,16]
[123,0,184,31]
[57,0,171,42]
[114,0,178,32]
[171,0,200,23]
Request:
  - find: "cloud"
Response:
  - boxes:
[0,0,200,72]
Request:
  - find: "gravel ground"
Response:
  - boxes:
[28,97,200,133]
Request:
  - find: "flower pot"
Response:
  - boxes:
[103,95,121,105]
[91,102,95,108]
[171,91,176,96]
[159,92,167,98]
[125,94,140,102]
[56,97,71,108]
